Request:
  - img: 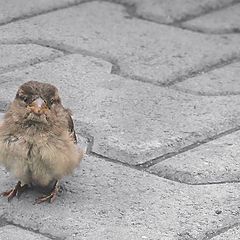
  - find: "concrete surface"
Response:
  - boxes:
[148,130,240,184]
[109,0,236,23]
[0,0,85,25]
[0,2,240,85]
[182,3,240,33]
[1,156,240,240]
[0,0,240,239]
[0,225,51,240]
[2,55,240,165]
[173,61,240,96]
[211,225,240,240]
[0,44,63,74]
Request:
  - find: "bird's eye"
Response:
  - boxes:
[19,95,28,103]
[49,98,54,105]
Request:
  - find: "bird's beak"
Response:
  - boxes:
[28,98,48,115]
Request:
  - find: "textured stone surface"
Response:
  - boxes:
[0,44,63,74]
[2,54,240,165]
[0,2,240,84]
[211,226,240,240]
[149,131,240,184]
[131,0,236,23]
[0,225,50,240]
[0,0,85,24]
[182,4,240,33]
[0,156,240,239]
[173,61,240,96]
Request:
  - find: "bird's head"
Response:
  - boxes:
[12,81,62,127]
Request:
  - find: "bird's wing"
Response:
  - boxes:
[65,109,77,144]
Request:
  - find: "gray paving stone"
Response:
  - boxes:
[0,225,50,240]
[2,54,240,165]
[182,3,240,33]
[211,225,240,240]
[0,155,240,239]
[124,0,236,24]
[0,0,85,24]
[173,61,240,96]
[0,44,63,74]
[149,131,240,184]
[1,2,240,85]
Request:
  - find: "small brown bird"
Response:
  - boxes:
[0,81,83,203]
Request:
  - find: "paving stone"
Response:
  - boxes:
[182,4,240,33]
[173,61,240,96]
[211,225,240,240]
[1,2,240,85]
[149,131,240,184]
[0,155,240,239]
[0,0,85,24]
[2,54,240,165]
[0,44,63,74]
[0,225,50,240]
[120,0,236,24]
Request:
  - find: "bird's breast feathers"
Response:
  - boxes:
[0,130,83,186]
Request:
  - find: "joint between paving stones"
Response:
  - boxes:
[0,216,62,240]
[202,222,240,240]
[8,38,119,71]
[3,37,237,91]
[89,151,145,173]
[0,0,93,27]
[101,0,240,35]
[175,0,240,25]
[169,87,240,97]
[0,54,64,75]
[0,0,238,40]
[89,151,240,186]
[146,171,240,186]
[178,25,240,35]
[77,123,240,186]
[137,126,240,169]
[0,40,69,74]
[0,39,71,55]
[166,55,240,87]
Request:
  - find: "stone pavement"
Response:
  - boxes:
[0,0,240,239]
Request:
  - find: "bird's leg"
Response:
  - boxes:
[2,181,28,201]
[35,180,59,204]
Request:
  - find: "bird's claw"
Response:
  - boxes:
[2,181,28,202]
[34,192,57,204]
[34,181,59,204]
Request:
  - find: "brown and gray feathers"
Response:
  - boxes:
[15,80,77,143]
[0,80,83,186]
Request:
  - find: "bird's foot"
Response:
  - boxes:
[34,181,59,204]
[2,181,28,201]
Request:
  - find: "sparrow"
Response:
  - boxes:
[0,81,83,203]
